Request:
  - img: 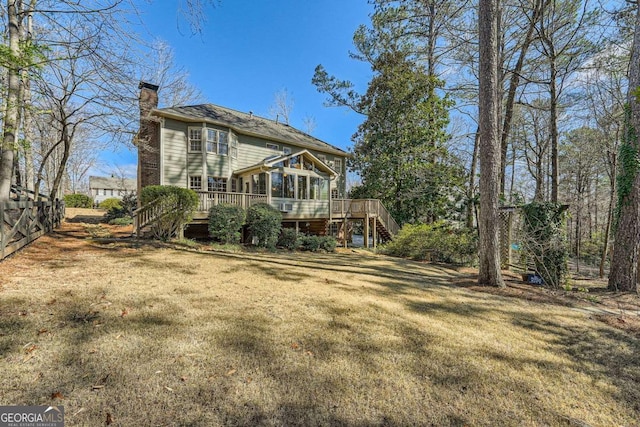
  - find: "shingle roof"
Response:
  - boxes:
[89,176,137,191]
[155,104,349,156]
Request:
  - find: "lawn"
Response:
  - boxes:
[0,211,639,426]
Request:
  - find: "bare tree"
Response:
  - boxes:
[478,0,505,287]
[268,88,294,125]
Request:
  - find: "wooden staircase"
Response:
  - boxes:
[331,199,399,243]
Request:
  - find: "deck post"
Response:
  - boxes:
[363,215,370,248]
[343,217,347,248]
[372,217,377,249]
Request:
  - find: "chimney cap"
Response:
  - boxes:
[139,81,159,92]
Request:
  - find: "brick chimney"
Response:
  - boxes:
[137,82,160,198]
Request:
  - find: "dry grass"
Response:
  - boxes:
[0,211,639,426]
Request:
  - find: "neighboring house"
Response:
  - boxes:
[89,176,137,204]
[135,82,398,243]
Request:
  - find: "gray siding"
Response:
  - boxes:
[161,117,347,197]
[272,198,330,219]
[162,119,188,186]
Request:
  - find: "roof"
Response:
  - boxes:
[234,149,338,177]
[153,104,349,157]
[89,176,137,191]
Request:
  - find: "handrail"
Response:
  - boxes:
[331,198,400,238]
[195,191,267,212]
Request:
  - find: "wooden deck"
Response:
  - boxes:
[135,192,399,242]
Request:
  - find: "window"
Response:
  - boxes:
[189,176,202,191]
[331,188,339,199]
[252,173,267,194]
[297,176,308,200]
[218,131,229,155]
[266,143,279,151]
[208,176,227,192]
[189,128,202,152]
[271,172,283,198]
[303,159,314,170]
[289,155,300,169]
[284,174,295,199]
[206,129,216,153]
[310,177,328,200]
[283,147,291,155]
[205,129,229,155]
[334,158,342,174]
[231,134,238,158]
[319,179,329,199]
[231,178,237,193]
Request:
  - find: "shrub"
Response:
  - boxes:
[120,193,137,216]
[208,204,246,244]
[521,202,568,288]
[382,221,477,265]
[99,197,123,211]
[297,235,337,252]
[104,206,127,222]
[246,203,282,249]
[299,235,320,252]
[277,228,299,250]
[108,216,133,226]
[319,235,337,252]
[64,193,93,208]
[139,185,200,240]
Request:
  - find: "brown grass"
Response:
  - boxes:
[0,210,639,426]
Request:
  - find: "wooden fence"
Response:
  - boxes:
[1,187,65,260]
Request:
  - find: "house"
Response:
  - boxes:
[89,176,137,204]
[135,82,398,244]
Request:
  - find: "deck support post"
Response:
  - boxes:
[372,217,377,249]
[364,215,370,248]
[343,217,347,248]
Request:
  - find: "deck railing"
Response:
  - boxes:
[332,199,400,237]
[195,192,267,212]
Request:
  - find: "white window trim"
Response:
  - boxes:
[266,142,279,151]
[188,127,203,153]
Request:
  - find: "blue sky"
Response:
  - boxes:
[101,0,374,177]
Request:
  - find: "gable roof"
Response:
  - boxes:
[153,104,349,157]
[89,176,137,192]
[234,149,338,177]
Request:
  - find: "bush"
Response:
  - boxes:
[120,193,137,216]
[108,216,133,226]
[246,203,282,249]
[99,197,123,211]
[521,202,568,288]
[139,185,200,240]
[277,228,299,250]
[208,204,246,244]
[64,193,93,208]
[104,206,127,222]
[382,221,477,265]
[298,235,337,252]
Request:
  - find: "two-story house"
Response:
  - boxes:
[135,82,398,244]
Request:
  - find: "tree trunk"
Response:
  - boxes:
[478,0,505,287]
[0,0,21,201]
[467,128,480,228]
[608,3,640,292]
[550,64,559,203]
